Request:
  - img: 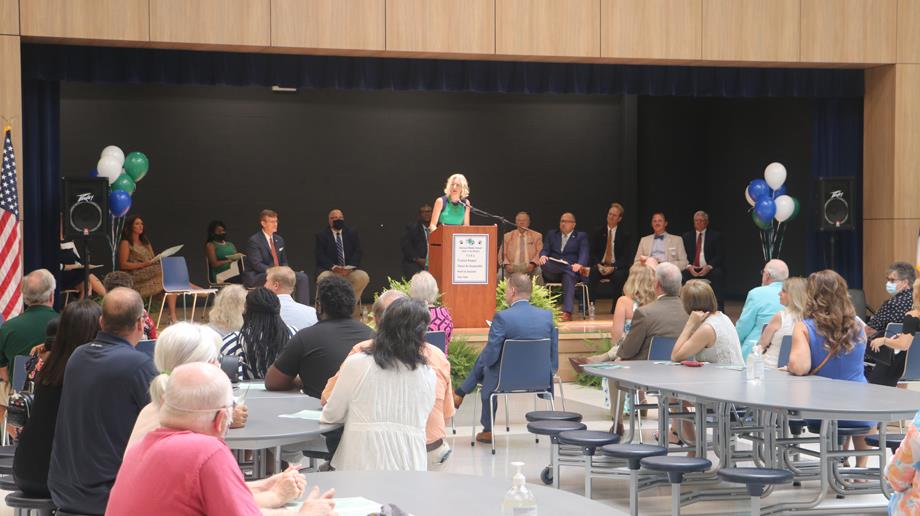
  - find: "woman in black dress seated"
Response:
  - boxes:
[868,278,920,387]
[59,239,106,298]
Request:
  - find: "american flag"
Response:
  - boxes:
[0,128,21,319]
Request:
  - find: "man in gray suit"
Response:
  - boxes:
[616,262,689,361]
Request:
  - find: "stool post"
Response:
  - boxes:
[551,439,560,489]
[671,483,681,516]
[751,495,761,516]
[584,449,592,498]
[629,468,639,516]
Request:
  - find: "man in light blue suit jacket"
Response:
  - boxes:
[454,274,557,444]
[735,259,788,358]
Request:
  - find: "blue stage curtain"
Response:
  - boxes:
[807,98,864,288]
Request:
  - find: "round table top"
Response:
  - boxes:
[225,392,339,450]
[302,470,623,515]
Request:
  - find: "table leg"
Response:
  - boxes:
[658,392,669,448]
[274,445,282,474]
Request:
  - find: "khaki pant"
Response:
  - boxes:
[317,269,370,308]
[0,380,11,408]
[427,441,451,471]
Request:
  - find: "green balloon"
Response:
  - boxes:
[752,210,771,230]
[112,173,136,195]
[788,197,801,222]
[124,151,149,182]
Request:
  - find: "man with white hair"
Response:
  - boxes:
[0,269,58,425]
[266,266,317,330]
[736,259,789,358]
[616,262,689,362]
[107,362,336,516]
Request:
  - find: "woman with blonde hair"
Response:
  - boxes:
[408,271,453,351]
[869,278,920,386]
[428,173,471,232]
[755,277,808,369]
[207,284,247,338]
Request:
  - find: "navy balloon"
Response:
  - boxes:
[747,179,770,202]
[90,168,98,177]
[755,197,776,222]
[109,190,132,217]
[771,184,787,198]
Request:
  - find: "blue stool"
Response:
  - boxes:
[527,419,586,487]
[600,444,667,516]
[558,430,620,499]
[525,410,583,444]
[718,467,794,516]
[641,456,712,516]
[866,433,906,454]
[5,492,55,516]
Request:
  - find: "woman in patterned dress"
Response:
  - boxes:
[408,271,453,354]
[117,215,179,324]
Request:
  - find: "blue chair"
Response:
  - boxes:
[11,355,29,392]
[648,336,676,361]
[899,334,920,381]
[157,256,217,329]
[777,335,792,368]
[471,338,554,454]
[136,339,156,359]
[885,322,903,338]
[425,331,447,353]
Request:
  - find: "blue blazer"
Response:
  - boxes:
[242,231,288,286]
[479,301,557,394]
[540,229,590,266]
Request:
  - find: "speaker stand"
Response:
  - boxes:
[81,228,91,298]
[828,232,837,271]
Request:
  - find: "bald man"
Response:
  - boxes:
[538,212,590,321]
[315,209,370,310]
[736,259,789,359]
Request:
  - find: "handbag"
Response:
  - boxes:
[7,390,33,429]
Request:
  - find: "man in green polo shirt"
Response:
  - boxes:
[0,269,59,425]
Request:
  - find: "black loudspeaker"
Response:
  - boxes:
[62,178,109,240]
[817,177,856,231]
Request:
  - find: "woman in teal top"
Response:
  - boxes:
[428,173,471,232]
[205,220,241,284]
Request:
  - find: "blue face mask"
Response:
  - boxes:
[886,281,898,295]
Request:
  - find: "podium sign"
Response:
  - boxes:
[429,225,497,328]
[452,233,489,284]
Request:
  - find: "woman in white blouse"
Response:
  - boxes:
[321,298,436,471]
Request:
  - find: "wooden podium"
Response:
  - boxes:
[428,225,498,328]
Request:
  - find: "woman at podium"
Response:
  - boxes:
[428,173,471,232]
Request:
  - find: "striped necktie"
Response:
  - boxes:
[335,232,345,266]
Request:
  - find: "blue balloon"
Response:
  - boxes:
[771,184,787,198]
[109,190,132,217]
[90,168,98,177]
[755,197,776,222]
[747,179,770,202]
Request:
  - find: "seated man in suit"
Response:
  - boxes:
[538,212,590,322]
[315,209,370,309]
[500,211,543,282]
[242,209,310,304]
[681,211,724,311]
[452,274,556,444]
[589,203,634,311]
[634,212,688,270]
[400,204,433,279]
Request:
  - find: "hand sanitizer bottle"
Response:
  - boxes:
[753,346,765,380]
[502,461,537,516]
[746,350,756,381]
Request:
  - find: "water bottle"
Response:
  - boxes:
[588,302,596,320]
[753,346,765,380]
[502,462,537,516]
[746,351,756,381]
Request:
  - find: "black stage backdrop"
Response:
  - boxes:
[60,83,637,298]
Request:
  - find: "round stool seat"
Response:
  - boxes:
[527,420,586,437]
[806,423,871,436]
[0,474,17,491]
[558,430,620,448]
[600,443,667,470]
[788,420,806,434]
[866,433,906,451]
[4,491,56,510]
[525,410,583,423]
[641,456,711,484]
[718,467,793,497]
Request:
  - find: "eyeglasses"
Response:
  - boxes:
[887,275,899,282]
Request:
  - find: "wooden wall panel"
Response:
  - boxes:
[0,0,19,35]
[271,0,385,50]
[702,0,799,62]
[387,0,494,54]
[20,0,149,41]
[894,65,920,217]
[863,65,896,220]
[801,0,897,63]
[0,36,22,219]
[150,0,270,47]
[496,0,600,57]
[601,0,701,60]
[898,0,920,63]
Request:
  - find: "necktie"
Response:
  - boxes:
[602,228,613,265]
[517,232,527,265]
[654,234,665,240]
[560,233,569,253]
[268,236,279,266]
[693,232,702,267]
[423,226,429,262]
[335,232,345,266]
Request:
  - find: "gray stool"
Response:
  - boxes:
[641,456,712,516]
[601,444,667,516]
[524,410,583,443]
[4,492,55,516]
[557,430,620,499]
[527,419,586,487]
[717,467,794,516]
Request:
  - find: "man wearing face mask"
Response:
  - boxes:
[315,209,370,312]
[866,261,916,340]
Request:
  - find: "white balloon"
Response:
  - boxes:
[96,156,122,184]
[100,145,124,165]
[774,195,795,222]
[764,162,787,190]
[744,185,755,207]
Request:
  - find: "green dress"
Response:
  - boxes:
[209,240,238,283]
[438,195,466,226]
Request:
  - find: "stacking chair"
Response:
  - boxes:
[544,281,590,317]
[157,256,217,328]
[648,336,677,361]
[899,335,920,382]
[424,331,447,353]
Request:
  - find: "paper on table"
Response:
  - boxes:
[587,363,629,370]
[288,497,382,515]
[652,361,680,365]
[224,252,246,261]
[152,244,183,261]
[279,409,323,421]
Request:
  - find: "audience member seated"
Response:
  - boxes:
[107,363,336,516]
[321,298,436,471]
[242,209,311,305]
[103,271,158,339]
[409,271,453,351]
[736,259,788,358]
[589,203,633,308]
[401,204,433,279]
[787,269,872,467]
[885,409,920,514]
[323,290,455,470]
[205,220,243,284]
[681,211,724,310]
[58,233,106,298]
[47,287,158,515]
[266,266,318,331]
[127,322,247,450]
[869,278,920,387]
[0,269,58,426]
[866,261,916,340]
[755,277,807,369]
[315,209,370,310]
[634,212,688,270]
[207,284,247,338]
[117,215,184,325]
[500,211,543,282]
[538,212,590,321]
[221,288,293,380]
[453,274,556,444]
[615,262,688,362]
[13,300,100,498]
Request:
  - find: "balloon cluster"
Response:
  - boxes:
[93,146,149,217]
[744,163,798,260]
